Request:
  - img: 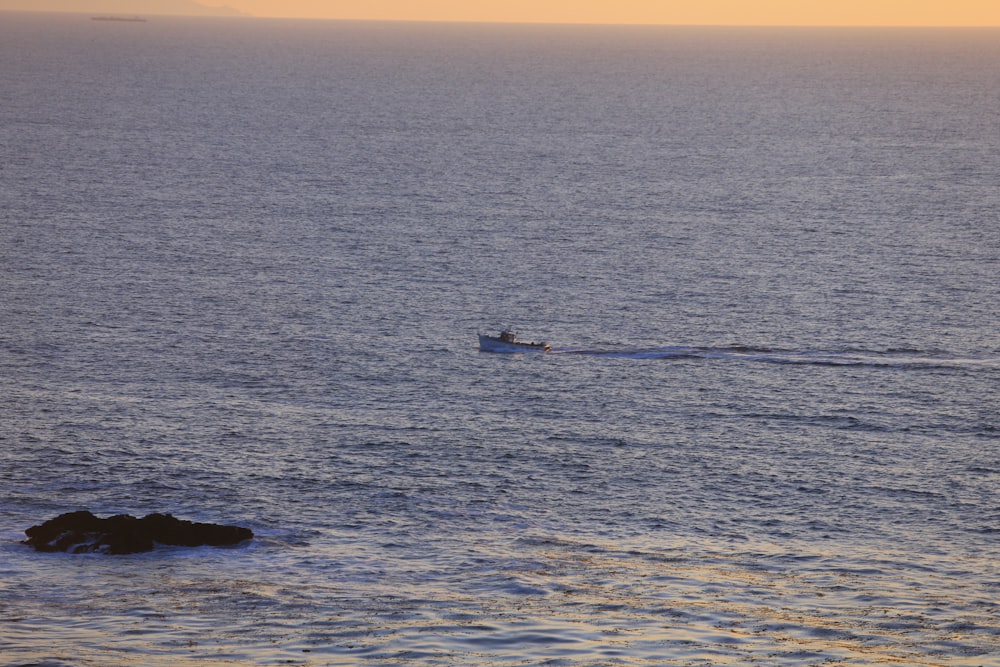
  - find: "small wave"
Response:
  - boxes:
[870,485,946,500]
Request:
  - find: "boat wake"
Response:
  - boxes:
[548,345,1000,370]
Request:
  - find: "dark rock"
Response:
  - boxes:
[23,511,253,554]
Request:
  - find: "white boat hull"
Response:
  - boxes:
[478,334,549,353]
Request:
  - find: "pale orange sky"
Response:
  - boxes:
[234,1,1000,26]
[3,0,1000,25]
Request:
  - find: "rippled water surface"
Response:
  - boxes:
[1,14,999,666]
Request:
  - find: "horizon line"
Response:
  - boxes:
[4,8,1000,29]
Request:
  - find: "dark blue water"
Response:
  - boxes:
[2,14,999,666]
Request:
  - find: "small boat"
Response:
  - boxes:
[478,329,550,353]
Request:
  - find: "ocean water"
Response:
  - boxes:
[1,13,999,666]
